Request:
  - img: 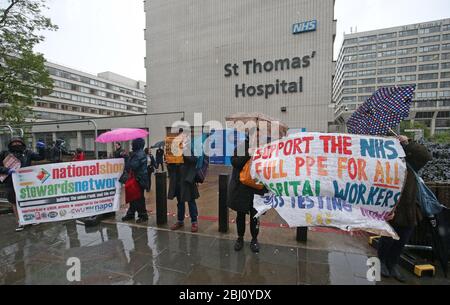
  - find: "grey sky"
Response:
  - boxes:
[33,0,450,82]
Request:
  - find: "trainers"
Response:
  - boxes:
[121,215,135,222]
[191,223,198,233]
[250,239,260,253]
[170,222,184,231]
[234,237,244,252]
[15,225,25,232]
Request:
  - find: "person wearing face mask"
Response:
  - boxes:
[121,138,150,223]
[0,138,45,232]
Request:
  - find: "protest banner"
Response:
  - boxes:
[251,133,407,239]
[0,154,21,183]
[12,159,124,225]
[165,136,184,164]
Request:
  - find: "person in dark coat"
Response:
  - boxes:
[0,138,45,231]
[113,142,128,159]
[227,137,266,253]
[168,145,200,233]
[121,138,150,223]
[50,139,72,163]
[144,148,156,192]
[155,147,165,172]
[378,136,432,282]
[36,139,46,157]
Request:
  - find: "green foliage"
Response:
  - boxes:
[400,121,431,140]
[0,0,57,126]
[432,131,450,144]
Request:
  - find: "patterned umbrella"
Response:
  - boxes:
[347,86,415,136]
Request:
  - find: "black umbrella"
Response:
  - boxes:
[428,214,449,277]
[151,141,165,149]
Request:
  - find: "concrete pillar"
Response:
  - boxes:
[52,132,57,142]
[31,134,37,150]
[431,112,439,137]
[106,142,113,158]
[77,132,83,149]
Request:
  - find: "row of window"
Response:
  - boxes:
[344,25,450,45]
[344,62,450,72]
[344,49,450,62]
[341,86,450,98]
[48,91,145,113]
[53,80,146,107]
[47,67,147,99]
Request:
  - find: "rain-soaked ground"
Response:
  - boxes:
[0,166,449,285]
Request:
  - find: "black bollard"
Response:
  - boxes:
[218,174,229,233]
[156,172,168,225]
[296,227,308,242]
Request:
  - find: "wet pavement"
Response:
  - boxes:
[1,214,449,285]
[1,166,449,285]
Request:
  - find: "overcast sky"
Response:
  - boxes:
[31,0,450,82]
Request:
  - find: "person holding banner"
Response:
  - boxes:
[227,136,267,253]
[378,137,432,282]
[0,138,45,232]
[168,130,200,233]
[121,138,150,223]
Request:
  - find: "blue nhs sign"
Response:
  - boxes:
[293,20,317,35]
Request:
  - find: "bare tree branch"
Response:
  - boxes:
[0,0,20,27]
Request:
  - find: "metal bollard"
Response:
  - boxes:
[155,172,168,225]
[218,174,230,233]
[296,227,308,242]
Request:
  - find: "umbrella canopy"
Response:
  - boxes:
[225,112,289,137]
[151,141,165,149]
[95,128,149,143]
[347,86,415,136]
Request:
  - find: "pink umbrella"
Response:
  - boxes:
[95,128,149,143]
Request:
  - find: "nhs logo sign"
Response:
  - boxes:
[293,20,317,35]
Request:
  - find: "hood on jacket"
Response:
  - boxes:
[55,139,65,147]
[8,137,26,152]
[132,138,145,152]
[405,142,432,172]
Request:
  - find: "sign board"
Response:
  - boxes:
[251,132,407,238]
[12,159,124,225]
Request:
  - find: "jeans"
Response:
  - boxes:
[378,225,415,268]
[236,208,260,240]
[177,199,198,224]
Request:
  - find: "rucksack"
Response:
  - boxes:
[408,164,446,217]
[195,154,209,184]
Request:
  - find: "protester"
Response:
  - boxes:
[36,139,46,157]
[0,138,45,232]
[144,148,156,192]
[227,134,266,253]
[156,146,165,172]
[168,130,200,233]
[113,142,127,159]
[121,138,150,223]
[72,148,86,162]
[50,139,72,163]
[378,135,432,282]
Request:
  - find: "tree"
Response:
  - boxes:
[0,0,57,126]
[400,121,431,140]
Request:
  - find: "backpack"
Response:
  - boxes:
[194,154,209,184]
[408,164,446,217]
